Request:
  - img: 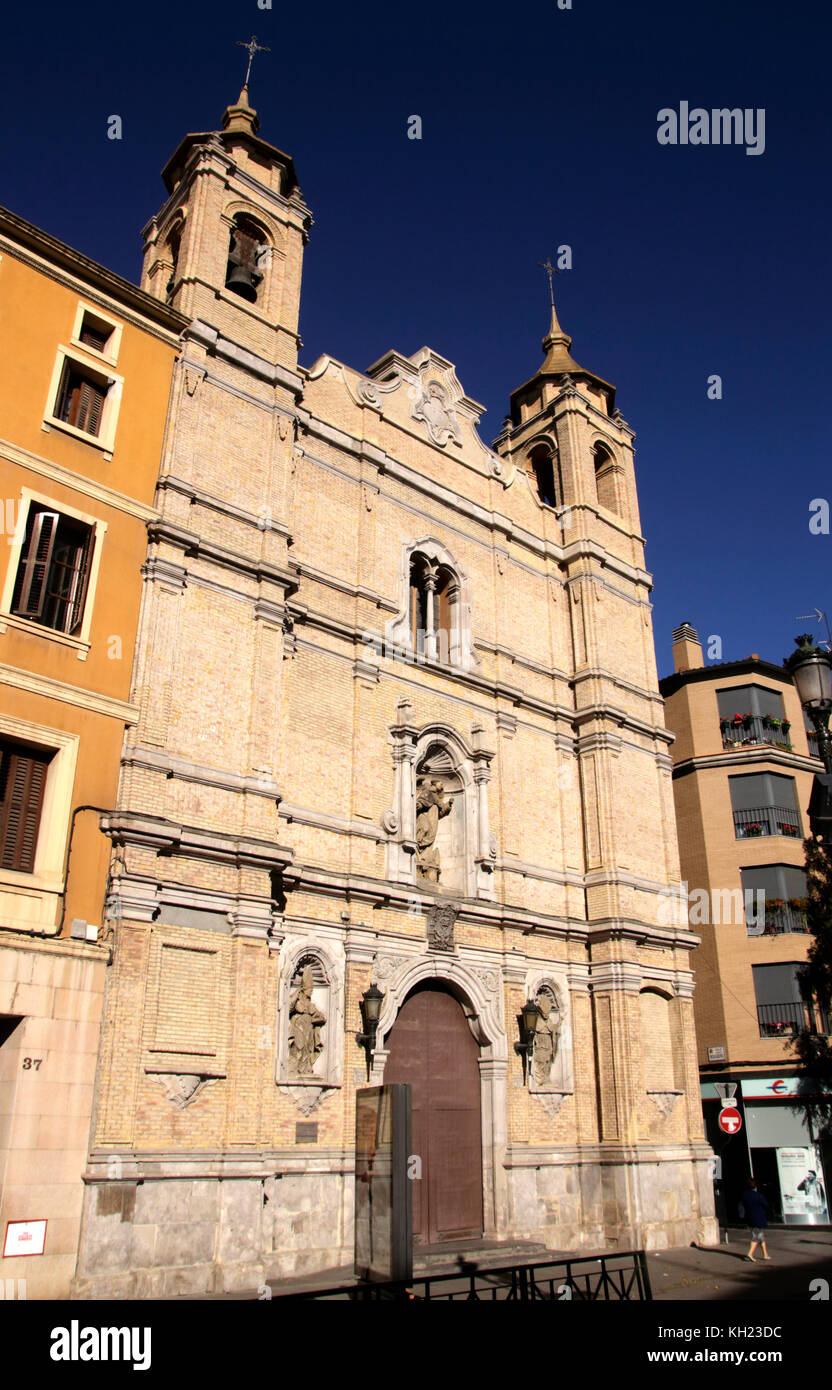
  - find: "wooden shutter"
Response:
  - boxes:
[12,510,59,620]
[65,525,94,634]
[0,742,51,873]
[57,363,106,436]
[80,322,109,352]
[76,379,105,436]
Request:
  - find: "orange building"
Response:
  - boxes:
[660,622,829,1227]
[0,207,184,1296]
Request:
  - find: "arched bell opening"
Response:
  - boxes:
[225,214,269,303]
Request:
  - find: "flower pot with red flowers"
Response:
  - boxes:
[745,823,764,837]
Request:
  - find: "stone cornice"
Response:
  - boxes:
[671,748,822,779]
[0,434,161,523]
[573,704,674,746]
[585,917,701,950]
[0,662,138,724]
[157,472,292,540]
[184,319,303,395]
[100,811,294,871]
[147,518,298,593]
[503,1142,712,1168]
[0,209,187,339]
[121,745,283,801]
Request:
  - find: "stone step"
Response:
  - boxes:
[413,1239,550,1274]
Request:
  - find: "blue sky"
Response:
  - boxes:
[3,0,829,678]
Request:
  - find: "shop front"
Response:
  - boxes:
[702,1075,830,1227]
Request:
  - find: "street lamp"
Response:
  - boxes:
[785,634,832,837]
[355,983,385,1077]
[514,998,540,1083]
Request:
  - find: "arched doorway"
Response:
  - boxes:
[384,982,484,1244]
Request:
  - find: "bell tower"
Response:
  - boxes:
[140,84,311,379]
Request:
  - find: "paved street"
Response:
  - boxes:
[190,1226,832,1300]
[649,1227,832,1302]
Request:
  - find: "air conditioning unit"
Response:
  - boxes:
[69,919,99,942]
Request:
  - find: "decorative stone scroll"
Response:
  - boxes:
[647,1090,683,1119]
[156,1074,217,1110]
[410,377,463,448]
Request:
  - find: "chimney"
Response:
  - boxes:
[672,621,704,673]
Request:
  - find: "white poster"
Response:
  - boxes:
[776,1147,829,1225]
[3,1219,47,1257]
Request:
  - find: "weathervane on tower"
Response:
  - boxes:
[539,256,561,310]
[236,34,270,88]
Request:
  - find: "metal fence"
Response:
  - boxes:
[733,805,802,839]
[274,1249,652,1301]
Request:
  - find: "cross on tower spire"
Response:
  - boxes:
[236,34,270,89]
[539,256,560,310]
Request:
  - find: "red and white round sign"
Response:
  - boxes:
[718,1106,742,1135]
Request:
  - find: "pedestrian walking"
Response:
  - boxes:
[739,1178,771,1262]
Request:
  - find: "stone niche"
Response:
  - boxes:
[385,718,497,901]
[275,939,344,1114]
[523,970,574,1116]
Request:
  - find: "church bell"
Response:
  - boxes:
[226,263,259,302]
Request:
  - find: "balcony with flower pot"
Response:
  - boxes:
[733,805,802,839]
[720,712,792,751]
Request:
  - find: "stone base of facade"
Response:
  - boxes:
[72,1145,716,1298]
[504,1144,719,1253]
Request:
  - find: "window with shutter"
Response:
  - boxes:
[10,505,95,635]
[79,322,110,352]
[56,362,108,438]
[0,740,53,873]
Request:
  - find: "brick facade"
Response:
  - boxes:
[73,91,716,1296]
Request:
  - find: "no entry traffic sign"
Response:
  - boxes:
[718,1106,742,1135]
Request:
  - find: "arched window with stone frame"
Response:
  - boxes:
[409,554,455,665]
[165,219,184,300]
[225,213,270,304]
[389,539,476,672]
[526,442,561,509]
[593,441,620,514]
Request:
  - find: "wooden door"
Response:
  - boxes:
[384,983,483,1243]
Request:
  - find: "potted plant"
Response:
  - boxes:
[745,822,764,836]
[789,897,809,913]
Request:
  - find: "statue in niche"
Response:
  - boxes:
[415,778,453,883]
[532,989,562,1086]
[288,965,326,1077]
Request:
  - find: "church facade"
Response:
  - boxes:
[74,89,716,1297]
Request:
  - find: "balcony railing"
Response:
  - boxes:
[721,714,792,750]
[758,1001,832,1038]
[759,902,809,935]
[733,806,802,839]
